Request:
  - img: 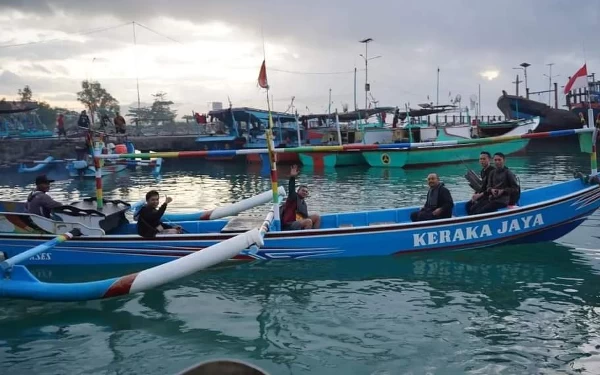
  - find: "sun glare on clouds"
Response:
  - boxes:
[480,70,499,80]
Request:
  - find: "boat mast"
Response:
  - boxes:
[328,88,332,126]
[133,22,141,133]
[436,67,440,124]
[478,84,481,117]
[354,67,357,111]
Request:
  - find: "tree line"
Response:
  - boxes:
[2,81,178,129]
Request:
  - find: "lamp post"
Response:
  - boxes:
[359,38,381,109]
[543,63,559,106]
[513,62,531,98]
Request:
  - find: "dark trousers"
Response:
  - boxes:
[468,199,507,215]
[410,209,435,222]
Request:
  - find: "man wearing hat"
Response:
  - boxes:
[26,175,63,218]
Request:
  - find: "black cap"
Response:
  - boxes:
[35,175,55,185]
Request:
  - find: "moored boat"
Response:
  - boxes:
[0,126,596,267]
[362,117,539,168]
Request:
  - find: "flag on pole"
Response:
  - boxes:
[563,64,588,94]
[258,60,269,89]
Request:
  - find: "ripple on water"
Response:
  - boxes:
[1,150,600,374]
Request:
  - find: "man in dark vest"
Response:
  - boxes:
[410,173,454,222]
[466,151,495,215]
[281,165,321,230]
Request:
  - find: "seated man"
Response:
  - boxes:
[135,190,182,237]
[410,173,454,222]
[26,175,63,218]
[466,151,495,215]
[469,152,520,215]
[281,165,321,230]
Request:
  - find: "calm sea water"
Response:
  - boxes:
[0,141,599,374]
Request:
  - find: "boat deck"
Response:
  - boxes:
[220,216,266,233]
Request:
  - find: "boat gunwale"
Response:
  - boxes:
[0,180,597,241]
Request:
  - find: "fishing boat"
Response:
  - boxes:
[0,101,54,139]
[361,117,539,168]
[197,106,302,163]
[1,59,599,303]
[65,132,161,178]
[298,108,393,168]
[497,90,581,133]
[0,126,597,268]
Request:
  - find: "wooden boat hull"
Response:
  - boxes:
[67,163,128,178]
[362,139,529,168]
[246,152,299,164]
[0,177,598,265]
[298,151,365,168]
[363,118,539,168]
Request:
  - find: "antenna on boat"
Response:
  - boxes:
[132,22,142,134]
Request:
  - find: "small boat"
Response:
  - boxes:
[199,106,303,164]
[362,117,540,168]
[0,127,596,267]
[298,108,393,168]
[66,161,128,178]
[0,101,55,139]
[18,156,55,173]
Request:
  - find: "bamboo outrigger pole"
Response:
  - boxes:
[258,46,281,230]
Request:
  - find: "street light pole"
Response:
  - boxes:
[360,38,373,109]
[520,62,531,98]
[543,63,559,106]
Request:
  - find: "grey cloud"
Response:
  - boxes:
[0,0,598,114]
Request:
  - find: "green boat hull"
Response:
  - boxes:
[299,151,365,168]
[362,139,529,168]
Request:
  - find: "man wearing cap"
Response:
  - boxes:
[26,175,63,218]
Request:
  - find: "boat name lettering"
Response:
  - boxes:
[412,214,545,247]
[29,252,52,261]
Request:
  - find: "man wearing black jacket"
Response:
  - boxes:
[410,173,454,222]
[466,151,495,215]
[136,190,182,237]
[468,152,520,215]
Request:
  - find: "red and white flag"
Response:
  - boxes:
[563,64,588,94]
[257,60,269,89]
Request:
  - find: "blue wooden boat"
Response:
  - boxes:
[197,107,301,162]
[0,128,598,267]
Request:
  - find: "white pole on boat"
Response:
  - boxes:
[0,229,82,271]
[328,88,331,126]
[335,111,342,146]
[354,67,358,111]
[478,84,481,118]
[295,113,302,147]
[436,66,440,124]
[123,228,264,295]
[198,186,286,220]
[586,71,598,175]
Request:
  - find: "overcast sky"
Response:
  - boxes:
[0,0,598,120]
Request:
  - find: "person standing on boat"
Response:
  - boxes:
[136,191,182,237]
[410,173,454,222]
[469,152,520,215]
[281,165,321,230]
[114,112,126,134]
[78,110,90,129]
[26,175,63,218]
[56,113,66,140]
[466,151,495,215]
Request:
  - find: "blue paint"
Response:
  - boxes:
[0,265,117,301]
[1,175,599,265]
[18,156,54,173]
